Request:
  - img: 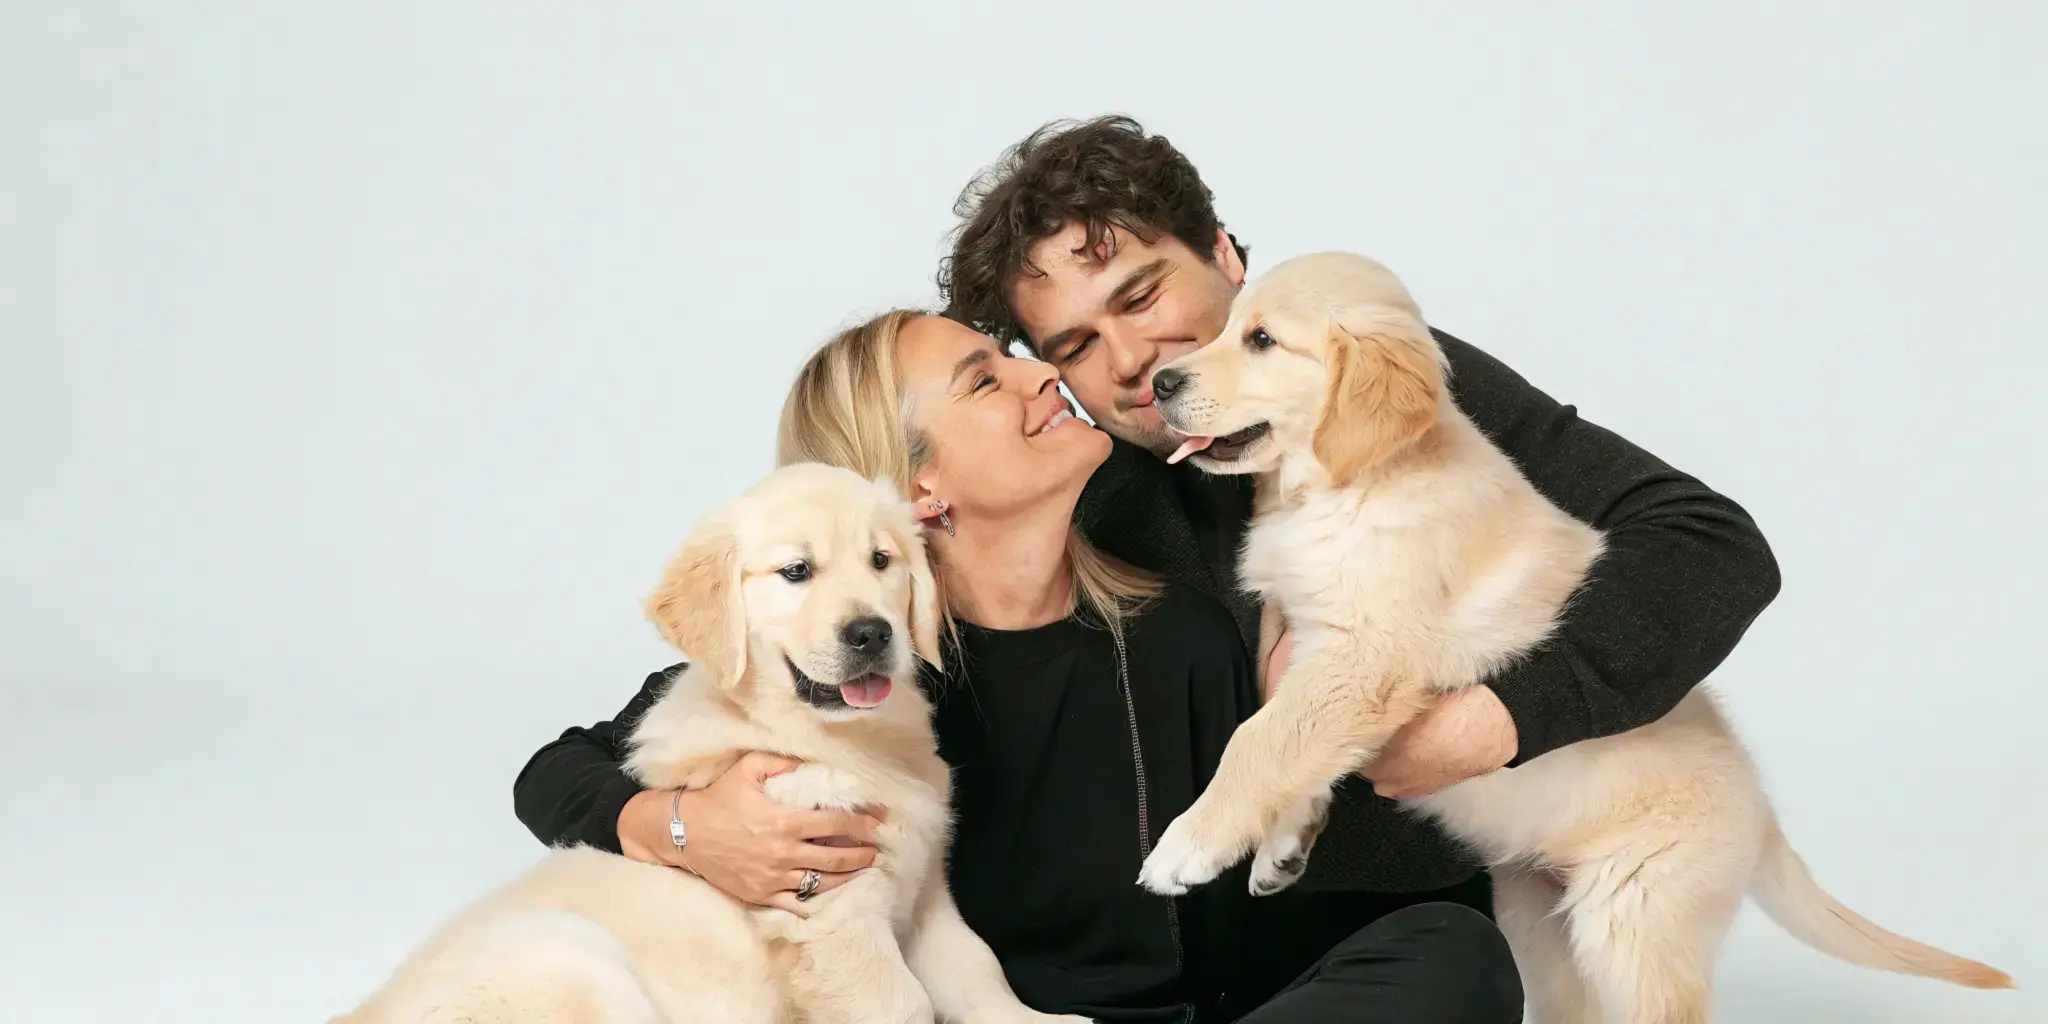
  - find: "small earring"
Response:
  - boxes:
[939,510,955,537]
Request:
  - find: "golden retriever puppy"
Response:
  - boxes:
[332,463,1084,1024]
[1132,252,2012,1023]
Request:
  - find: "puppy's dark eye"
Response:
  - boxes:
[1247,327,1277,351]
[871,550,891,571]
[779,561,812,583]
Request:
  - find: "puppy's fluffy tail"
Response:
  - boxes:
[1750,813,2012,990]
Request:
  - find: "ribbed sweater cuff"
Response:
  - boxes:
[1488,652,1593,768]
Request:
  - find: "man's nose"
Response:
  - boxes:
[1103,331,1155,384]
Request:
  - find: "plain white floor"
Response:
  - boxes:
[3,678,2038,1023]
[4,3,2043,1021]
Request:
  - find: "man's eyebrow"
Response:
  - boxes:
[948,347,992,385]
[1106,258,1171,307]
[1040,259,1172,357]
[1039,325,1082,358]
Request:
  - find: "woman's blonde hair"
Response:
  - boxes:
[776,308,1159,645]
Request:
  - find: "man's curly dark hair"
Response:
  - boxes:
[937,114,1248,351]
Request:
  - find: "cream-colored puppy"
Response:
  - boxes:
[332,463,1084,1024]
[1133,252,2012,1024]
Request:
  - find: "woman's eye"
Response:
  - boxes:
[973,373,997,392]
[779,561,812,583]
[871,550,891,571]
[1248,327,1276,351]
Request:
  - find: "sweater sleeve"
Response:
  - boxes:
[1435,330,1784,766]
[510,665,679,852]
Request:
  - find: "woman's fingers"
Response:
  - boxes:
[788,867,861,897]
[759,869,861,916]
[788,807,883,844]
[734,750,803,782]
[777,838,876,874]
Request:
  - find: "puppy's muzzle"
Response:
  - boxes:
[1152,366,1192,402]
[791,612,900,711]
[840,615,893,674]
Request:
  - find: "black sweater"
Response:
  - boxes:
[511,327,1783,894]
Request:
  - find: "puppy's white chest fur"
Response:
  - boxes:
[1243,438,1606,693]
[1241,488,1417,623]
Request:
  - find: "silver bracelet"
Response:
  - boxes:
[669,790,689,851]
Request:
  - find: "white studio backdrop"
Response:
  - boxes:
[2,2,2041,1021]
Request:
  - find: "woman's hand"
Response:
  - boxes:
[617,751,884,915]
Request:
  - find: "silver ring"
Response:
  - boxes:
[795,869,821,901]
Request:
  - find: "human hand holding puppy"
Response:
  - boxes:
[618,750,885,915]
[1263,625,1516,799]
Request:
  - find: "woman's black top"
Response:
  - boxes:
[932,588,1253,1021]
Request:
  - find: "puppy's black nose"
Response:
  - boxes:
[1152,366,1189,400]
[841,616,892,654]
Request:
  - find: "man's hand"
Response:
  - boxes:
[1261,623,1518,799]
[1361,684,1518,799]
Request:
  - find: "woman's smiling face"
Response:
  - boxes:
[895,315,1111,524]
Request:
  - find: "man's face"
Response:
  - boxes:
[1008,223,1246,458]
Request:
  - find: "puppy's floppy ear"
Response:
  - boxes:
[645,516,747,689]
[1312,306,1445,486]
[869,476,946,671]
[897,511,945,673]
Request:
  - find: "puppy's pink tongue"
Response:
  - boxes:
[1166,435,1214,465]
[839,675,893,708]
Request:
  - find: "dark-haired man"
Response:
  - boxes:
[937,114,1782,1022]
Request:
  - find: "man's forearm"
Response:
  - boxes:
[1487,477,1781,763]
[1436,330,1782,764]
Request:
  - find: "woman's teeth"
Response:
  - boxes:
[1032,408,1074,437]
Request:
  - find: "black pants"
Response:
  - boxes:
[1234,900,1524,1023]
[1215,870,1521,1023]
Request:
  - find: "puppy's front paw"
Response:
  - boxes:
[1248,837,1309,897]
[1136,811,1239,896]
[1248,789,1331,897]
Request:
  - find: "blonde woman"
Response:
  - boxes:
[512,311,1522,1023]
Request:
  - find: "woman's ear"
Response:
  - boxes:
[1310,306,1445,487]
[644,515,747,689]
[908,471,948,530]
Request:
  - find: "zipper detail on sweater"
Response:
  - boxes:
[1110,625,1187,990]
